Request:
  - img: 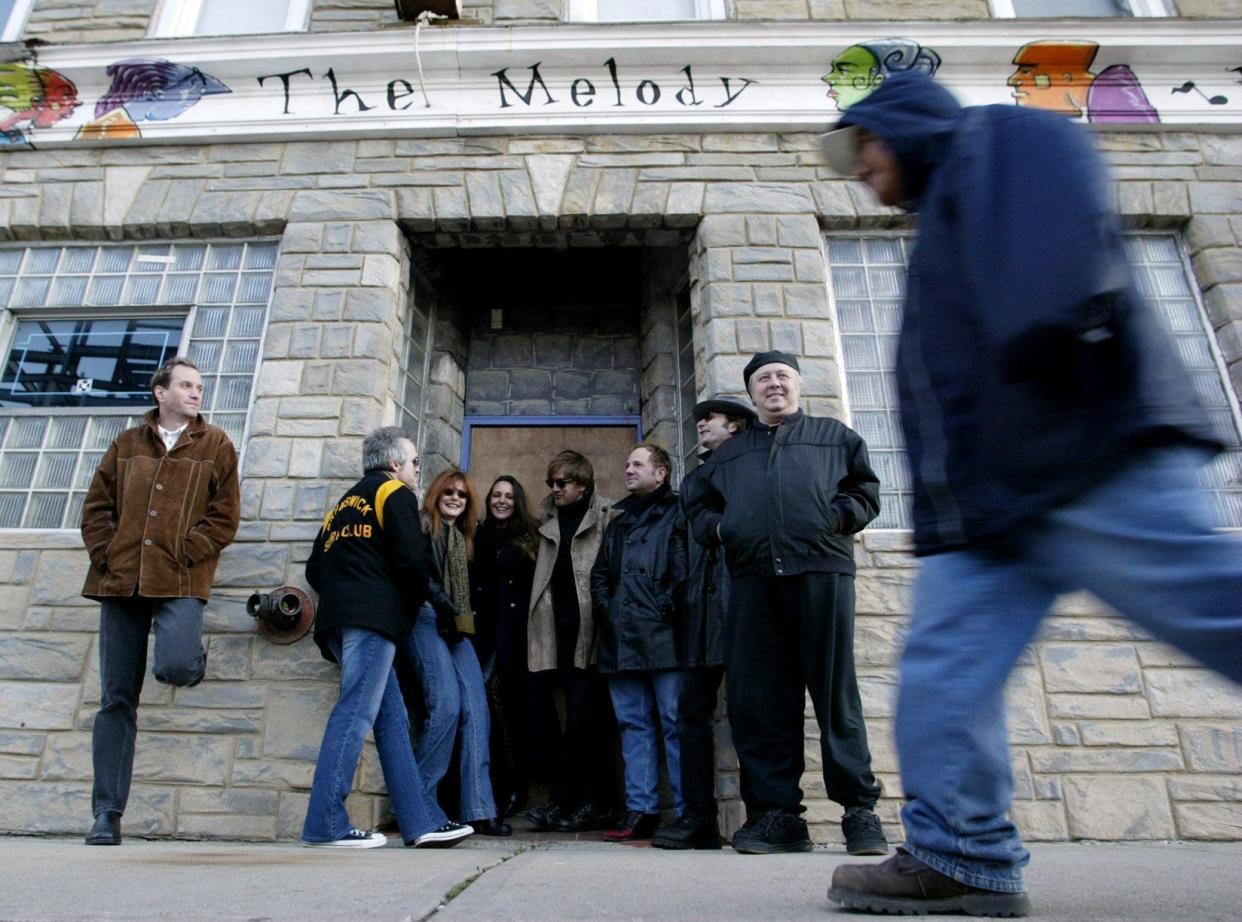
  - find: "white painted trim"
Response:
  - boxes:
[150,0,311,38]
[1,0,35,42]
[565,0,726,23]
[989,0,1170,16]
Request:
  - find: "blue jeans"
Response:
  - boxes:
[92,595,205,817]
[303,627,446,844]
[407,603,497,822]
[608,669,685,814]
[898,447,1242,893]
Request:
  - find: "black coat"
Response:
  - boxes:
[677,461,729,669]
[837,72,1222,554]
[471,519,536,673]
[306,471,430,662]
[590,486,688,673]
[685,410,880,580]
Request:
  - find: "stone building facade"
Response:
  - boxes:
[0,1,1240,845]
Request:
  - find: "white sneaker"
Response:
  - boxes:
[303,829,387,849]
[413,822,473,848]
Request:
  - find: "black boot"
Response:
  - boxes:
[85,811,121,846]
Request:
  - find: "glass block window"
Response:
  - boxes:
[675,283,700,478]
[396,271,434,446]
[826,233,1242,529]
[0,241,278,529]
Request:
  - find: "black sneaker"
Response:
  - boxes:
[303,828,387,849]
[523,801,564,831]
[651,813,721,850]
[842,806,889,856]
[731,809,812,854]
[412,822,473,848]
[552,802,614,832]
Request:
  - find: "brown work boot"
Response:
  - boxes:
[828,849,1031,917]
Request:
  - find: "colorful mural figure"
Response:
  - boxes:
[822,38,941,112]
[0,63,81,145]
[76,59,231,140]
[1008,40,1158,123]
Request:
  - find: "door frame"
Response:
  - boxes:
[460,415,644,470]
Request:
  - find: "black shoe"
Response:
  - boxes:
[842,806,889,856]
[731,809,812,855]
[500,790,526,820]
[603,811,660,842]
[523,801,564,831]
[552,802,614,832]
[829,848,1031,917]
[474,817,513,837]
[651,813,722,850]
[85,811,121,846]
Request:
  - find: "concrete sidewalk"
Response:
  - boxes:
[0,836,1238,921]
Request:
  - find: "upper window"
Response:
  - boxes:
[0,241,277,529]
[0,0,34,41]
[150,0,311,37]
[990,0,1168,15]
[826,233,1242,530]
[566,0,727,22]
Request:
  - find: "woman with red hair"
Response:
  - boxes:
[404,469,510,837]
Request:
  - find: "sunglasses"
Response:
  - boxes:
[546,478,575,489]
[442,488,468,499]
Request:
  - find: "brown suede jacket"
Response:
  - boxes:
[80,410,240,601]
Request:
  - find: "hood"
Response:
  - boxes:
[833,71,962,207]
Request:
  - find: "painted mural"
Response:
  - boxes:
[0,63,80,145]
[76,59,230,140]
[822,38,942,111]
[1008,40,1158,123]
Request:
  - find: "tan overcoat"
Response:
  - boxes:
[527,490,615,671]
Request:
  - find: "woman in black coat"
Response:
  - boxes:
[471,475,546,818]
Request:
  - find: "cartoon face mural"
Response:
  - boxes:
[0,63,81,143]
[1009,41,1158,124]
[77,59,230,140]
[822,38,942,111]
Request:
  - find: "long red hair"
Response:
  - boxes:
[422,468,479,558]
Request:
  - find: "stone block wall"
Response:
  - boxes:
[0,128,1240,844]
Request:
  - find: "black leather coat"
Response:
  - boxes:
[677,461,729,669]
[590,485,688,673]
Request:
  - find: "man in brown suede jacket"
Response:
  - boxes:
[80,356,240,846]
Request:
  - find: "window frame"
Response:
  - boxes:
[149,0,312,38]
[988,0,1170,16]
[0,0,35,42]
[564,0,728,23]
[825,229,1242,531]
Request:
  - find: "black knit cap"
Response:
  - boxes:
[743,350,800,389]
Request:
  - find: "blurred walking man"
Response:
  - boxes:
[821,71,1242,916]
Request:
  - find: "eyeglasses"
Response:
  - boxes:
[546,478,575,489]
[442,488,468,499]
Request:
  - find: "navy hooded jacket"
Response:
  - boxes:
[835,72,1221,555]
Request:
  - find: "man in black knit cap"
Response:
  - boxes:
[685,351,887,856]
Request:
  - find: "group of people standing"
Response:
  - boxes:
[295,345,894,855]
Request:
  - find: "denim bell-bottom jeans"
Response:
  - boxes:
[407,603,497,822]
[898,447,1242,893]
[608,669,685,814]
[303,627,447,845]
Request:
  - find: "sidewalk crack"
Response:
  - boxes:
[415,844,536,921]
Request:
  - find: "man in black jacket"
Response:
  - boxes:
[302,427,471,849]
[590,442,688,842]
[686,351,887,857]
[653,396,753,851]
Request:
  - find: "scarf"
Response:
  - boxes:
[445,523,475,633]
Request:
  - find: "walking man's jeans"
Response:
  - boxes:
[303,627,446,844]
[92,595,205,818]
[899,447,1242,893]
[727,572,881,815]
[677,664,724,822]
[407,603,497,822]
[608,669,685,814]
